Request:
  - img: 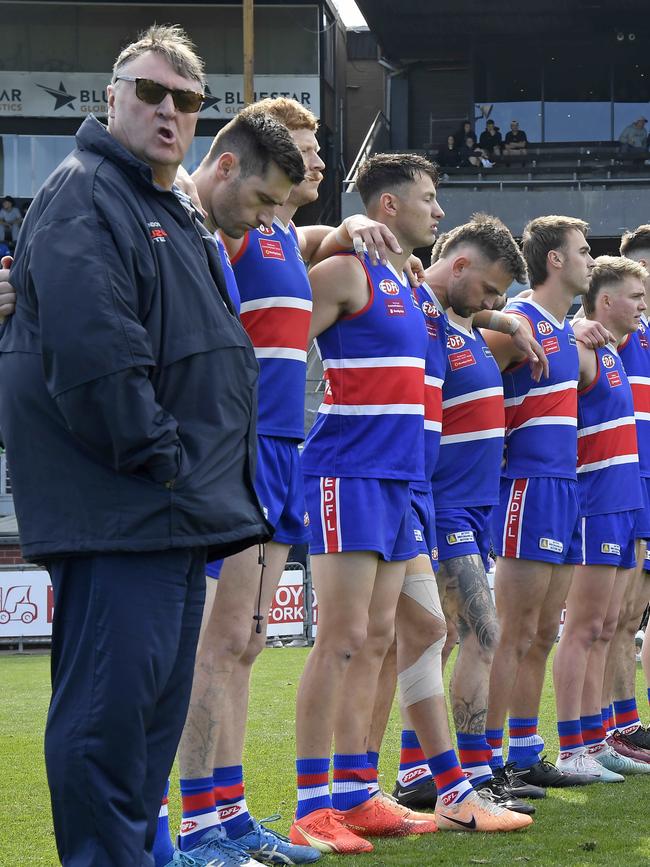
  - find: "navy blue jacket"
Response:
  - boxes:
[0,116,272,560]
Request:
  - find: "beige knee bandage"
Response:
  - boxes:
[397,572,446,707]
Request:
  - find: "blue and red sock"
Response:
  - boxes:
[581,714,607,755]
[614,697,641,733]
[457,732,493,786]
[397,730,434,789]
[296,758,331,820]
[179,776,218,852]
[152,780,175,867]
[486,728,504,771]
[213,765,254,839]
[428,749,473,807]
[507,717,544,768]
[557,720,583,760]
[367,750,380,797]
[332,753,372,812]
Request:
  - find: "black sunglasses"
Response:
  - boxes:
[115,76,204,113]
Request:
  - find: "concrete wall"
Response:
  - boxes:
[342,186,650,237]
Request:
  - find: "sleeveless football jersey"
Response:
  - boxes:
[501,298,579,480]
[432,320,504,507]
[232,218,312,441]
[415,283,447,487]
[215,233,240,313]
[577,344,642,516]
[301,254,428,481]
[619,315,650,478]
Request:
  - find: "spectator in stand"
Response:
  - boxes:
[479,119,503,157]
[437,134,460,167]
[455,119,475,145]
[458,135,493,168]
[619,116,648,155]
[0,197,22,245]
[503,120,528,156]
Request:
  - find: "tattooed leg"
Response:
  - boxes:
[438,554,499,734]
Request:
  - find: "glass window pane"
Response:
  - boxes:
[475,102,541,144]
[614,103,650,140]
[545,53,610,101]
[544,102,612,142]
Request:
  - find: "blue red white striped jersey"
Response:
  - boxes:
[414,283,447,485]
[501,298,579,480]
[301,254,428,481]
[431,320,504,507]
[232,218,312,441]
[619,315,650,478]
[215,233,241,312]
[577,344,642,516]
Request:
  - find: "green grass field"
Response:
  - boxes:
[1,647,650,866]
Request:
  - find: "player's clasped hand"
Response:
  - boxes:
[345,214,402,266]
[0,255,15,320]
[512,326,550,382]
[573,318,613,349]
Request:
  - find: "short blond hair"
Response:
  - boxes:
[113,24,205,86]
[584,255,648,315]
[247,97,318,132]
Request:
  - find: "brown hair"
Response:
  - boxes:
[583,255,648,315]
[113,24,205,85]
[249,97,317,132]
[356,153,439,207]
[202,109,305,185]
[620,225,650,259]
[522,215,589,288]
[439,213,527,284]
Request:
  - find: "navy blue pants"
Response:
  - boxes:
[45,549,206,866]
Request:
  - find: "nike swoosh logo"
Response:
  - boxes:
[439,813,477,829]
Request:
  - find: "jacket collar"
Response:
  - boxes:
[76,115,162,190]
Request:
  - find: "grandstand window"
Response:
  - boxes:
[543,50,612,141]
[474,53,542,141]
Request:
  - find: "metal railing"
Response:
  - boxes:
[343,111,391,193]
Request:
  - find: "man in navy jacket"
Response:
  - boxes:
[0,25,297,867]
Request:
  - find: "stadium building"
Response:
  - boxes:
[343,0,650,257]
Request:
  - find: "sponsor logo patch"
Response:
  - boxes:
[385,298,406,316]
[446,530,475,545]
[482,345,494,358]
[304,511,310,527]
[402,767,428,785]
[421,300,440,318]
[449,349,476,370]
[607,371,622,388]
[147,221,167,243]
[379,278,400,295]
[414,528,424,542]
[218,805,242,820]
[559,751,572,761]
[537,320,553,336]
[181,820,198,833]
[602,353,616,369]
[568,333,577,345]
[539,537,564,553]
[441,791,458,807]
[259,238,285,260]
[641,332,649,349]
[431,546,439,560]
[541,336,560,355]
[447,333,465,350]
[425,321,439,338]
[601,542,621,555]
